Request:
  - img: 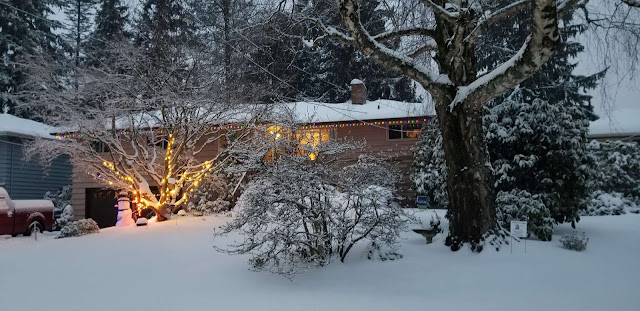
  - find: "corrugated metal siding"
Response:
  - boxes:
[0,136,72,200]
[0,136,11,189]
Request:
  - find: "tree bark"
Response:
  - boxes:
[328,0,560,251]
[435,97,495,251]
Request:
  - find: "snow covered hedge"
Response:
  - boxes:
[215,142,414,277]
[584,191,640,216]
[584,141,640,216]
[56,219,100,239]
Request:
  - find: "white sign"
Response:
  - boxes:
[510,221,528,238]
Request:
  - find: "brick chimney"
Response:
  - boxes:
[350,79,366,105]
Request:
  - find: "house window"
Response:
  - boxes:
[388,123,422,140]
[91,141,110,153]
[297,128,333,160]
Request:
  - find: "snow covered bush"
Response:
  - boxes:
[587,140,640,214]
[45,185,73,230]
[496,190,554,241]
[56,219,100,239]
[559,231,589,252]
[186,174,238,216]
[411,121,448,209]
[56,204,75,228]
[485,93,592,227]
[215,138,413,277]
[583,191,639,216]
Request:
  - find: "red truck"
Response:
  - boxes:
[0,187,55,236]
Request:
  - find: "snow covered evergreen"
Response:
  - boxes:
[411,121,448,209]
[0,0,63,115]
[585,140,640,215]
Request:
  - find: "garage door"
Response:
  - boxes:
[85,189,117,228]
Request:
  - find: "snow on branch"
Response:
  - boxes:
[304,18,355,48]
[450,0,560,111]
[332,0,451,89]
[372,27,437,42]
[418,0,459,22]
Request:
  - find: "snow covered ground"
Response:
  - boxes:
[0,210,638,311]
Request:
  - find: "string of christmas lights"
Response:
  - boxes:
[55,118,432,139]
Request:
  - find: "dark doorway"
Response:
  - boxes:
[85,188,117,228]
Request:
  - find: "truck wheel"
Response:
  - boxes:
[24,221,43,237]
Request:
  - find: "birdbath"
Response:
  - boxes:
[413,228,440,244]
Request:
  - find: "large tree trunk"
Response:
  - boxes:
[435,98,495,251]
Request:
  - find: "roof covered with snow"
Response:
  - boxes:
[589,108,640,138]
[284,100,432,123]
[0,114,58,139]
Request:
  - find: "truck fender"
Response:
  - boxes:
[26,212,46,227]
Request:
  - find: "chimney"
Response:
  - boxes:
[350,79,366,105]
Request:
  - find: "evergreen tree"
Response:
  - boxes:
[191,0,255,84]
[0,0,62,115]
[136,0,197,66]
[251,0,417,103]
[485,93,594,237]
[477,3,604,121]
[87,0,130,67]
[411,120,448,209]
[61,0,98,68]
[587,140,640,204]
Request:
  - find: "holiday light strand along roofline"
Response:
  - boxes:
[55,117,435,139]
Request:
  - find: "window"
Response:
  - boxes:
[297,128,333,160]
[388,123,422,140]
[91,141,110,153]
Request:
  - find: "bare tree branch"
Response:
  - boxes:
[334,0,451,91]
[465,0,530,45]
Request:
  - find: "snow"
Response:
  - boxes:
[0,113,59,139]
[285,100,431,124]
[13,200,54,211]
[350,78,364,85]
[0,210,638,311]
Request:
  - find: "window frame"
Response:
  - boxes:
[388,123,422,140]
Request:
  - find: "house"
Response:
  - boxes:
[588,108,640,143]
[63,79,640,228]
[0,114,72,200]
[67,80,434,227]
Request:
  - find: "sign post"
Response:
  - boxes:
[510,221,528,253]
[416,196,428,210]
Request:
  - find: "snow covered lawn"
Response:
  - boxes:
[1,210,638,311]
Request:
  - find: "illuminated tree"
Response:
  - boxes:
[19,42,266,221]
